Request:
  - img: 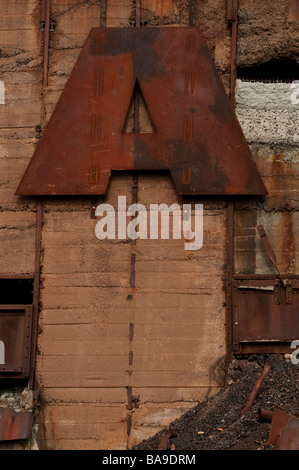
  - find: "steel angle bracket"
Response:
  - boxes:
[257,225,286,287]
[16,27,267,197]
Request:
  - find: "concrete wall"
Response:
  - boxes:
[38,180,227,449]
[0,0,298,450]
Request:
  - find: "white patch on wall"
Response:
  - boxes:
[0,81,4,104]
[235,79,299,144]
[0,340,5,365]
[291,80,299,105]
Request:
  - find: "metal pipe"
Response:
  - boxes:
[127,1,141,448]
[29,200,43,389]
[100,0,107,27]
[227,0,238,106]
[130,0,141,289]
[240,363,271,416]
[226,0,237,356]
[257,408,274,421]
[235,274,299,280]
[43,0,51,88]
[136,0,141,28]
[227,202,234,360]
[189,0,196,26]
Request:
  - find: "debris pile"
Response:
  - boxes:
[134,354,299,450]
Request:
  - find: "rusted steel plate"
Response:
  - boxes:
[0,306,32,378]
[232,279,299,353]
[158,428,176,450]
[0,407,33,441]
[16,27,267,196]
[265,408,299,450]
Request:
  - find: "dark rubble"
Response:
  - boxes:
[134,355,299,450]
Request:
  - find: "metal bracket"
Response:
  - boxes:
[257,225,286,287]
[40,21,55,32]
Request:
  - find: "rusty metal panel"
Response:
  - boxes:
[16,27,267,197]
[264,408,299,450]
[233,279,299,353]
[0,305,33,378]
[0,407,33,441]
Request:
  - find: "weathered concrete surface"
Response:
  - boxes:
[234,76,299,276]
[0,0,41,450]
[236,80,299,144]
[0,0,41,278]
[234,146,299,275]
[37,171,227,449]
[237,0,299,67]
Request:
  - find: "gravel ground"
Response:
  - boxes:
[134,354,299,450]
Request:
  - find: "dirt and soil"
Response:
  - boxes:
[134,354,299,450]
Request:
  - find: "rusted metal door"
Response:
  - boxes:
[232,278,299,353]
[0,305,33,378]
